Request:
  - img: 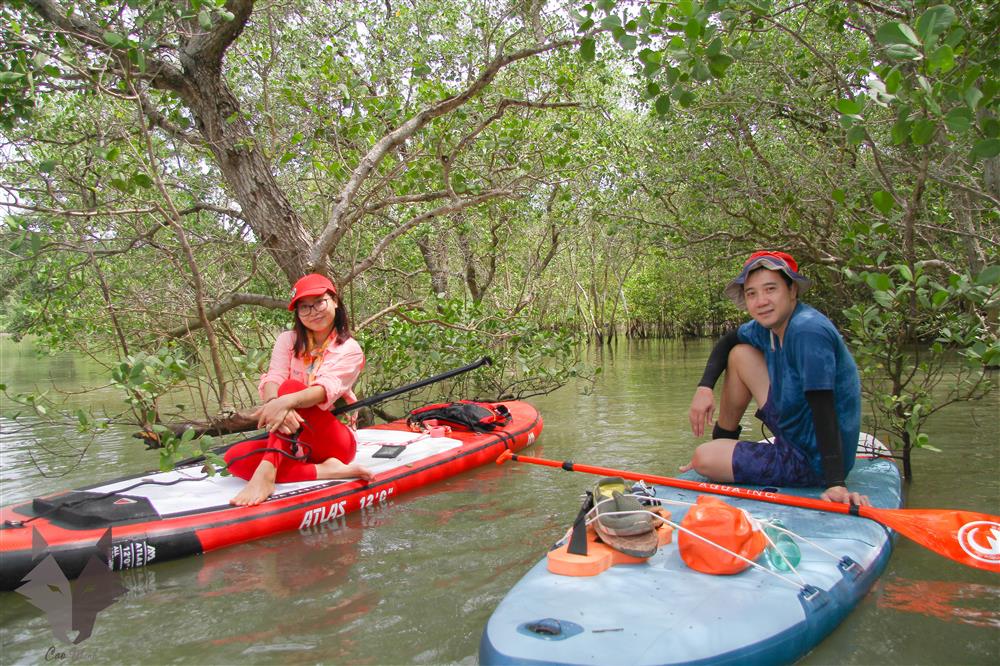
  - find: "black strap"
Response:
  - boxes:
[805,389,846,488]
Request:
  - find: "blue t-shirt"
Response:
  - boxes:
[737,303,861,479]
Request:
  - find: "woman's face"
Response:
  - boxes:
[295,293,336,334]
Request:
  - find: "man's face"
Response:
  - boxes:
[742,268,797,335]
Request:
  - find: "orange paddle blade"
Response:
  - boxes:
[862,507,1000,573]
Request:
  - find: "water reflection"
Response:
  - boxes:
[878,577,1000,629]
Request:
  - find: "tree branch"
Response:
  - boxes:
[306,31,589,270]
[163,292,286,338]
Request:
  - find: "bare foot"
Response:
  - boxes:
[315,457,375,483]
[230,461,277,506]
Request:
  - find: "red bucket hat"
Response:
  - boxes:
[288,273,337,311]
[724,250,811,308]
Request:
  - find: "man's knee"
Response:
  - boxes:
[689,441,737,482]
[728,343,764,369]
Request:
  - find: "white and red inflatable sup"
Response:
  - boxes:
[1,401,542,590]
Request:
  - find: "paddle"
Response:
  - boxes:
[332,356,492,416]
[495,450,1000,573]
[173,357,493,467]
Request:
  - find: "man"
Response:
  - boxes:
[681,251,869,505]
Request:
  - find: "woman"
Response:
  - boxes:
[227,273,374,506]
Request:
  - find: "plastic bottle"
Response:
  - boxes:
[764,519,801,571]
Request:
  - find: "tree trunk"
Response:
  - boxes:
[182,64,318,282]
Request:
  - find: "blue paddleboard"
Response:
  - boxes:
[480,435,901,665]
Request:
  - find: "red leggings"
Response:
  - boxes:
[225,379,356,483]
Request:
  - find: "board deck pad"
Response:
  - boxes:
[66,429,462,518]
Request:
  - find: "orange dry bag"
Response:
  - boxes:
[679,496,766,575]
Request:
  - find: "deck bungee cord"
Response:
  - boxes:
[497,450,1000,572]
[583,494,813,589]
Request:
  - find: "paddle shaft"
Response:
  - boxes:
[497,451,1000,572]
[331,355,492,415]
[499,451,857,516]
[175,357,493,468]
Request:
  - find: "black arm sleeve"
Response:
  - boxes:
[805,390,846,488]
[698,329,740,389]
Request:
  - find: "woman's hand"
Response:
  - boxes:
[689,386,716,437]
[253,396,304,434]
[821,485,871,506]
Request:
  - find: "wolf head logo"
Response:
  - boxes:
[16,528,125,644]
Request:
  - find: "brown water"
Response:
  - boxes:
[1,338,998,664]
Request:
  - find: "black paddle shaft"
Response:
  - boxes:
[331,356,492,415]
[174,356,493,468]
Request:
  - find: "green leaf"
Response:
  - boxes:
[831,188,846,204]
[944,107,972,133]
[911,119,936,145]
[617,33,637,51]
[884,68,902,94]
[915,4,956,45]
[931,289,949,307]
[866,273,893,291]
[975,265,1000,286]
[837,98,864,116]
[876,22,921,47]
[872,190,894,214]
[884,44,921,60]
[846,125,866,145]
[132,172,153,188]
[198,9,212,29]
[970,139,1000,160]
[706,37,723,57]
[38,159,57,173]
[684,18,702,39]
[102,31,126,47]
[708,54,733,78]
[692,61,711,82]
[654,94,671,115]
[0,71,25,84]
[873,290,895,307]
[965,86,983,110]
[580,38,596,62]
[928,44,955,72]
[891,119,910,145]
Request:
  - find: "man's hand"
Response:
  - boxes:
[821,485,871,506]
[689,386,716,437]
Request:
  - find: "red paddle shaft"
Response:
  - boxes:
[496,450,1000,573]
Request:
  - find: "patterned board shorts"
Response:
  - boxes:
[730,400,823,488]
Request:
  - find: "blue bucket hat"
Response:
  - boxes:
[724,251,811,308]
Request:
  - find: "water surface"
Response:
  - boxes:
[1,338,997,664]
